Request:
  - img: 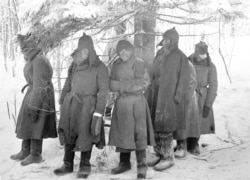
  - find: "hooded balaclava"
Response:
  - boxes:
[72,33,97,66]
[116,40,134,55]
[17,34,40,61]
[158,27,179,49]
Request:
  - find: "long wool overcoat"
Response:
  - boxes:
[189,53,218,134]
[174,61,200,139]
[16,50,57,140]
[108,57,155,151]
[149,47,190,133]
[58,57,109,152]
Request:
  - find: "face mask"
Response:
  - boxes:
[199,54,207,59]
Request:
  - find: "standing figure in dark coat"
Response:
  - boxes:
[147,27,190,171]
[187,41,218,155]
[173,61,200,159]
[108,40,155,179]
[10,34,57,166]
[54,34,109,179]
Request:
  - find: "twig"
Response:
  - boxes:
[210,144,238,152]
[216,136,238,145]
[12,114,16,126]
[6,102,11,119]
[156,16,212,25]
[218,19,232,83]
[192,156,209,162]
[14,94,16,116]
[218,48,232,83]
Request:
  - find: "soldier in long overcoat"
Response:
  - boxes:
[188,41,218,155]
[10,34,57,166]
[108,40,155,179]
[54,34,109,179]
[147,27,190,171]
[173,61,200,158]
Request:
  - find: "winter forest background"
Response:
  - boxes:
[1,0,250,179]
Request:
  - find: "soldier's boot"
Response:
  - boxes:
[154,134,174,171]
[153,158,174,171]
[189,138,200,156]
[21,139,43,166]
[136,149,148,179]
[10,139,30,161]
[77,150,92,179]
[147,154,161,167]
[54,144,75,175]
[111,152,131,174]
[174,140,187,159]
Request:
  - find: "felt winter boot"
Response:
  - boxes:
[10,139,30,160]
[111,152,131,174]
[153,134,174,171]
[147,154,161,167]
[153,158,174,171]
[77,150,92,179]
[136,149,147,179]
[174,140,187,159]
[54,144,75,175]
[21,139,43,166]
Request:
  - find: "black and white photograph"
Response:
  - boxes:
[0,0,250,179]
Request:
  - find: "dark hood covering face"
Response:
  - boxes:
[17,34,41,61]
[71,33,98,67]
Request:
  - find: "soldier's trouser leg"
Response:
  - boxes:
[136,149,147,179]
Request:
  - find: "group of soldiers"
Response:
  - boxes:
[10,26,218,179]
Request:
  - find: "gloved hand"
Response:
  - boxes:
[91,112,103,136]
[29,109,39,122]
[202,106,210,118]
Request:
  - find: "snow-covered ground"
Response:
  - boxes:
[0,36,250,180]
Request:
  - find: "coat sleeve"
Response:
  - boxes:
[205,63,218,107]
[59,63,74,105]
[174,54,190,104]
[95,63,110,115]
[28,58,51,110]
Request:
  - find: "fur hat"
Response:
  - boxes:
[116,40,134,54]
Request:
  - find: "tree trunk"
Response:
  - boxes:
[8,0,16,77]
[134,1,156,66]
[1,4,8,72]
